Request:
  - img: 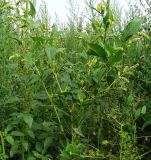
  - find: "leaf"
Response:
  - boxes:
[103,0,114,28]
[6,135,14,145]
[108,51,123,65]
[92,20,99,33]
[127,94,134,104]
[26,130,35,139]
[135,108,141,119]
[77,90,85,103]
[141,105,146,115]
[106,69,118,84]
[5,96,20,104]
[4,125,14,133]
[23,53,33,67]
[31,36,45,46]
[56,48,66,53]
[10,144,19,157]
[102,140,109,145]
[36,142,43,153]
[27,155,36,160]
[12,37,22,45]
[32,151,43,159]
[45,47,65,62]
[121,17,144,42]
[22,140,29,151]
[22,113,33,128]
[11,131,24,137]
[87,43,107,62]
[73,127,85,137]
[104,43,115,56]
[45,47,57,62]
[43,137,53,153]
[142,121,151,130]
[29,1,36,17]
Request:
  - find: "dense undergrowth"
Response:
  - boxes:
[0,0,151,159]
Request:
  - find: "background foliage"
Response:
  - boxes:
[0,0,151,159]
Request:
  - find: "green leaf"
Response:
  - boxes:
[56,48,66,53]
[43,137,53,153]
[6,135,14,145]
[22,140,29,151]
[29,1,36,17]
[26,130,35,139]
[77,90,85,103]
[31,36,45,46]
[141,105,146,115]
[102,140,109,145]
[87,43,107,62]
[5,96,20,104]
[73,127,85,137]
[104,43,115,56]
[103,0,114,28]
[92,20,99,33]
[27,155,36,160]
[11,131,24,137]
[108,51,123,65]
[45,47,65,62]
[45,47,57,62]
[106,69,118,84]
[32,151,43,159]
[24,53,34,67]
[135,108,141,119]
[36,142,43,153]
[12,37,22,45]
[22,113,33,128]
[10,144,19,157]
[121,17,144,42]
[127,94,134,104]
[4,125,14,133]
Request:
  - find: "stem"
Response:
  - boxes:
[87,57,96,75]
[34,65,64,133]
[0,131,6,159]
[140,149,151,159]
[25,0,29,19]
[103,26,108,43]
[21,150,24,160]
[120,125,123,160]
[52,69,63,93]
[80,155,105,159]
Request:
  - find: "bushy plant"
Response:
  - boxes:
[0,0,151,159]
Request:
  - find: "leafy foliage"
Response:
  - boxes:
[0,0,151,159]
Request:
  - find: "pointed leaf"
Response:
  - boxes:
[36,142,43,153]
[22,114,33,128]
[121,17,144,42]
[87,43,107,62]
[22,140,29,151]
[6,135,14,145]
[10,144,19,157]
[5,96,20,104]
[29,1,36,17]
[26,130,35,139]
[45,47,57,62]
[11,131,24,137]
[103,0,114,28]
[73,127,85,137]
[108,51,123,65]
[141,105,146,115]
[43,137,53,153]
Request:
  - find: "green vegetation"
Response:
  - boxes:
[0,0,151,159]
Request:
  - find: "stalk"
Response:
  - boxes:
[0,131,6,160]
[34,65,64,133]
